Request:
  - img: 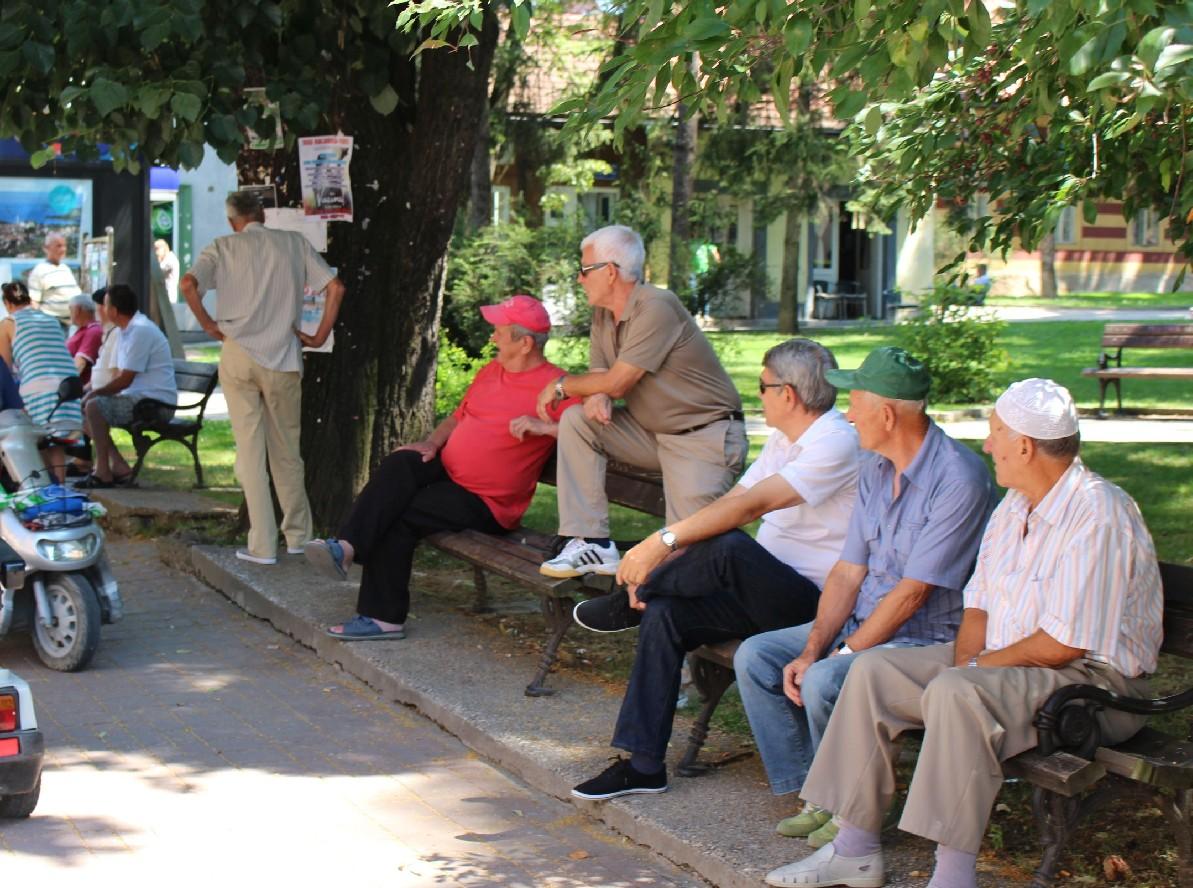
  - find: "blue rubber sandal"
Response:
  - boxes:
[326,615,406,641]
[305,538,348,580]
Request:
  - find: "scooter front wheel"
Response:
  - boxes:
[31,572,101,672]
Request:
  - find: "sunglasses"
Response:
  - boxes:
[759,380,787,396]
[579,260,620,277]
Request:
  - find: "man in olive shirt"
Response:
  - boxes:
[535,225,747,577]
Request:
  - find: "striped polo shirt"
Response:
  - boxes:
[187,222,334,372]
[963,457,1163,677]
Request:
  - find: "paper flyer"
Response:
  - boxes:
[264,207,327,252]
[301,267,336,354]
[298,135,353,222]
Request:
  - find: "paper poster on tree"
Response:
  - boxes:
[299,135,354,222]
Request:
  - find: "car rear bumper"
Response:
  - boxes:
[0,730,44,795]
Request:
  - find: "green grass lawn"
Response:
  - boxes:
[986,290,1193,310]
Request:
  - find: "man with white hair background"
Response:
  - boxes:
[534,224,747,577]
[27,232,81,324]
[765,377,1164,888]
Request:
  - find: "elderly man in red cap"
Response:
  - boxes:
[305,295,576,640]
[764,377,1163,888]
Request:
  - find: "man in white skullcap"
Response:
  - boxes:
[763,378,1164,888]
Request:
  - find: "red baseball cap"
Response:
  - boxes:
[479,294,551,334]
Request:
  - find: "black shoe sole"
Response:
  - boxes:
[570,784,668,801]
[572,599,640,633]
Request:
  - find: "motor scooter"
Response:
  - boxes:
[0,378,121,671]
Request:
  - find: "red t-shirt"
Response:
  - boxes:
[66,321,103,386]
[440,359,576,529]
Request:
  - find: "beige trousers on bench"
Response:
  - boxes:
[220,338,313,559]
[801,642,1148,854]
[554,404,747,537]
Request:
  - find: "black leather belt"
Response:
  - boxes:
[675,410,744,435]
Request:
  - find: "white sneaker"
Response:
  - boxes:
[236,549,278,566]
[764,842,885,888]
[539,538,620,578]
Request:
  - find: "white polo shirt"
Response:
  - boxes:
[187,222,335,373]
[117,313,177,405]
[27,261,81,320]
[737,408,860,588]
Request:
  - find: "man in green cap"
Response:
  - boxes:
[734,346,997,849]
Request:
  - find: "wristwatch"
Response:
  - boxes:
[836,641,854,656]
[658,528,678,551]
[553,375,568,402]
[967,656,980,668]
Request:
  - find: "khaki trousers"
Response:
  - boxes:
[801,643,1148,854]
[220,338,313,558]
[555,405,748,535]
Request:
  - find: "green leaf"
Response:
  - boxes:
[59,85,86,106]
[0,23,24,51]
[141,22,171,51]
[831,43,870,77]
[20,42,53,74]
[1156,44,1193,71]
[413,37,448,55]
[784,15,813,57]
[1082,198,1098,224]
[178,140,204,169]
[1069,34,1099,76]
[967,0,991,50]
[833,88,868,119]
[29,147,57,169]
[1087,71,1131,90]
[863,105,883,135]
[171,92,202,122]
[207,113,239,143]
[90,78,129,116]
[1138,26,1176,69]
[369,84,399,116]
[685,15,730,41]
[136,86,169,116]
[512,3,530,41]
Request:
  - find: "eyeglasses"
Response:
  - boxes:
[579,261,619,277]
[759,380,787,396]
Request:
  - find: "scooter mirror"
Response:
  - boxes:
[56,377,83,404]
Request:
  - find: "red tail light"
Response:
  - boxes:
[0,693,16,732]
[0,738,18,757]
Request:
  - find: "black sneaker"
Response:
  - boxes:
[571,758,668,801]
[573,589,643,633]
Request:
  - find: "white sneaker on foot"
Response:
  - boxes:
[539,538,620,578]
[236,549,278,565]
[764,842,885,887]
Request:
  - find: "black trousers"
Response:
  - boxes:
[339,450,502,624]
[611,529,821,761]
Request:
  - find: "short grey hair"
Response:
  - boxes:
[68,292,95,312]
[581,225,645,283]
[763,338,839,412]
[510,324,549,351]
[226,191,265,222]
[44,232,66,247]
[1032,432,1081,460]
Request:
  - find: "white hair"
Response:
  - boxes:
[68,292,95,311]
[44,232,66,247]
[581,225,645,283]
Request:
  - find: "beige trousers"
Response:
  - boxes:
[555,405,748,535]
[220,338,313,558]
[801,642,1148,854]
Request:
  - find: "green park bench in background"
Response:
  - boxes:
[1082,323,1193,417]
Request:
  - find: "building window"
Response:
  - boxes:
[491,185,511,226]
[1054,205,1077,245]
[1132,208,1160,247]
[578,189,618,226]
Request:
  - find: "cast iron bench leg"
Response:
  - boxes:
[1096,379,1110,419]
[1158,787,1193,887]
[676,655,736,777]
[525,593,575,697]
[471,566,491,613]
[1030,786,1082,887]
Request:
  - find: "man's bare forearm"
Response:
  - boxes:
[846,577,933,650]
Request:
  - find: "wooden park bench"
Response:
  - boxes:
[424,458,665,698]
[1081,323,1193,417]
[122,359,220,488]
[687,561,1193,885]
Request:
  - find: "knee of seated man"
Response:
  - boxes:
[558,402,587,435]
[921,666,978,713]
[733,633,778,681]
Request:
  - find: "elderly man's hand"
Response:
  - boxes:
[582,393,612,425]
[202,320,225,342]
[296,328,324,349]
[395,440,438,461]
[616,534,668,587]
[626,583,646,612]
[535,379,559,422]
[783,654,816,707]
[509,415,551,441]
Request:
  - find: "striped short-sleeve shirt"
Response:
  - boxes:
[963,458,1163,677]
[187,222,335,372]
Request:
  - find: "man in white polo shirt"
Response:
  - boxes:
[181,191,345,565]
[766,378,1163,888]
[79,284,177,488]
[27,232,81,324]
[568,338,859,802]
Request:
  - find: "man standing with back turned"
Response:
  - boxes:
[180,191,346,565]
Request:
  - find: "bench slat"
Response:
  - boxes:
[1102,336,1193,349]
[1095,727,1193,789]
[1082,368,1193,378]
[425,529,566,592]
[1003,749,1107,797]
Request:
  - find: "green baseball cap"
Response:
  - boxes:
[824,346,931,400]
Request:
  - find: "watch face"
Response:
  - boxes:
[660,530,677,547]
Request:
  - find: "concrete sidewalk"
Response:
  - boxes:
[170,543,1019,888]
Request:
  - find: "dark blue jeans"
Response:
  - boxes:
[611,530,821,762]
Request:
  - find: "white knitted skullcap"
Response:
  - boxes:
[994,378,1079,440]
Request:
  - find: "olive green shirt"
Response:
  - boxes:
[589,283,741,435]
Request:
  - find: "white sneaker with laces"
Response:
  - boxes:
[539,538,620,578]
[764,842,885,888]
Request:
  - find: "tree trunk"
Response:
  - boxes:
[668,56,698,306]
[467,110,492,231]
[777,201,802,333]
[1039,231,1058,298]
[226,16,493,531]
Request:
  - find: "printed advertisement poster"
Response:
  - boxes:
[301,267,336,354]
[298,135,353,222]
